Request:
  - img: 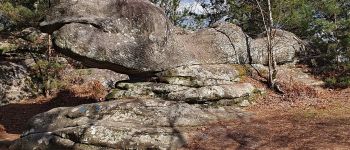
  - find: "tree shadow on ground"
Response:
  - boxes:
[186,115,350,149]
[0,90,97,134]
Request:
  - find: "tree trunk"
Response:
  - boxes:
[267,0,277,88]
[255,0,277,89]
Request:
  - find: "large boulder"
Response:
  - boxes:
[41,0,304,76]
[42,0,171,75]
[41,0,250,75]
[0,61,33,106]
[10,98,248,150]
[250,29,304,64]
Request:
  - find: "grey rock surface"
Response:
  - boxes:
[10,98,248,150]
[41,0,304,76]
[156,64,246,87]
[0,61,33,106]
[250,29,303,64]
[104,64,256,104]
[43,0,171,75]
[167,83,255,102]
[107,81,256,105]
[41,0,253,75]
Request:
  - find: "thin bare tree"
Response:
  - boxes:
[255,0,277,88]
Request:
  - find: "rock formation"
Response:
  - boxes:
[10,0,308,149]
[42,0,303,76]
[0,61,33,106]
[250,29,304,64]
[10,98,248,150]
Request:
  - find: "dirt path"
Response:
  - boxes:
[1,88,350,149]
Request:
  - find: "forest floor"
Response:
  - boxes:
[186,88,350,149]
[1,86,350,149]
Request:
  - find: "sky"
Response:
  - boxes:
[177,0,206,14]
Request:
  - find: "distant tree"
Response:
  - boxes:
[150,0,181,24]
[0,0,50,28]
[195,0,229,26]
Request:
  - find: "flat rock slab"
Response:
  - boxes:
[10,98,249,150]
[156,64,247,87]
[108,82,256,105]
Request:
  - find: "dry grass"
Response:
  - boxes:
[65,80,107,100]
[277,77,319,101]
[186,87,350,150]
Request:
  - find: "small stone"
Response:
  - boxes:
[239,100,251,107]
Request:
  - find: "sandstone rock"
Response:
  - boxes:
[276,67,324,87]
[41,0,251,75]
[107,82,191,100]
[107,81,256,105]
[43,0,171,75]
[63,68,129,90]
[250,64,323,87]
[41,0,304,76]
[167,83,256,102]
[10,98,248,150]
[156,64,247,87]
[52,22,249,76]
[211,22,250,63]
[250,29,303,64]
[0,61,33,106]
[105,63,257,105]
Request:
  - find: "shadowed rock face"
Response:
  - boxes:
[0,12,13,32]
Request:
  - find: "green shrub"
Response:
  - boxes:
[30,59,66,96]
[0,2,34,25]
[0,1,49,29]
[0,42,18,53]
[325,75,350,88]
